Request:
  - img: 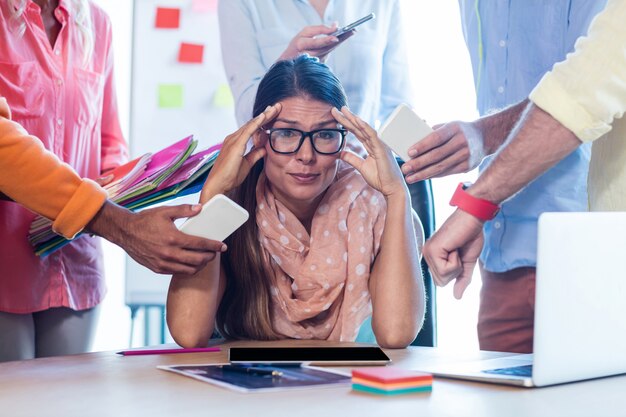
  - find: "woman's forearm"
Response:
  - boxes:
[166,256,224,347]
[369,190,424,348]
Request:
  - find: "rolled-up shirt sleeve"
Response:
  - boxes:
[529,0,626,143]
[0,98,107,239]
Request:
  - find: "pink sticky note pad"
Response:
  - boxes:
[155,7,180,29]
[178,43,204,64]
[352,368,433,384]
[192,0,218,13]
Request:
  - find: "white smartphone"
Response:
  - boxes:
[378,103,433,162]
[178,194,249,241]
[330,13,375,37]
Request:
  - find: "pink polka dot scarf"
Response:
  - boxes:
[256,162,387,341]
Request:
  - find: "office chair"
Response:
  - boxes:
[406,177,437,347]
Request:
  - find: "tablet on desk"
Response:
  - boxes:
[229,347,391,366]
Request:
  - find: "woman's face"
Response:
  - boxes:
[261,96,343,218]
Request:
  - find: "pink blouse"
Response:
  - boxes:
[0,1,128,313]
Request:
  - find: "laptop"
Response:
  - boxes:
[420,212,626,387]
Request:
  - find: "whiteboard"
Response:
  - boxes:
[125,0,237,306]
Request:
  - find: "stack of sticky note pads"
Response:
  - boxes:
[352,368,433,395]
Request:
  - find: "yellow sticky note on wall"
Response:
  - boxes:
[159,84,184,108]
[213,84,234,108]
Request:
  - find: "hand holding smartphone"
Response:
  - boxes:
[378,104,433,162]
[330,13,376,37]
[178,194,248,241]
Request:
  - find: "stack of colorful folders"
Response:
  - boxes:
[351,368,433,395]
[28,135,222,257]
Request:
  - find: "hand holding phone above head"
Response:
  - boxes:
[278,24,342,62]
[330,13,375,37]
[278,13,374,62]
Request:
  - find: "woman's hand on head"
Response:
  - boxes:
[200,104,281,203]
[332,106,407,199]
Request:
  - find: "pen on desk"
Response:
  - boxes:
[118,347,221,356]
[220,365,283,377]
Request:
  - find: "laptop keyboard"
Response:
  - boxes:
[482,364,533,377]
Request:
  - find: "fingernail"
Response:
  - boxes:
[221,244,227,252]
[192,204,202,211]
[265,105,272,111]
[408,149,417,157]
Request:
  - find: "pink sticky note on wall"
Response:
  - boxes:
[178,43,204,64]
[192,0,218,13]
[155,7,180,29]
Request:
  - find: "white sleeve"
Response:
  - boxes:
[218,0,266,126]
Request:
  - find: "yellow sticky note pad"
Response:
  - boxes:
[159,84,183,108]
[213,84,234,108]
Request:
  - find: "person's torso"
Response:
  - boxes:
[239,0,405,127]
[0,0,111,312]
[459,0,606,271]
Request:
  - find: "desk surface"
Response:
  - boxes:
[1,340,624,417]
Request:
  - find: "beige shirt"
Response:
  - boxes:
[529,0,626,211]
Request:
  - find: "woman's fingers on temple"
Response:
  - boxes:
[236,103,281,143]
[340,150,365,171]
[332,107,360,136]
[245,146,266,167]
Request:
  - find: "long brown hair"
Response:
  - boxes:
[216,56,348,339]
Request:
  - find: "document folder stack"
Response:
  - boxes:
[28,135,221,257]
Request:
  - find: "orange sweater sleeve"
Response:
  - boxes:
[0,98,107,239]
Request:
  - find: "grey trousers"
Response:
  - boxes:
[0,306,100,362]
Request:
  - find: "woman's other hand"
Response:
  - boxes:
[332,106,407,199]
[200,104,281,203]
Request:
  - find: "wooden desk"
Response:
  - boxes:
[1,340,624,417]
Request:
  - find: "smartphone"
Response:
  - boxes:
[178,194,249,241]
[330,13,376,37]
[378,103,433,162]
[229,347,391,366]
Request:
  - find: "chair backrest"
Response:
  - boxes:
[406,176,437,347]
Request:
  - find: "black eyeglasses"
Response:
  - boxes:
[263,128,347,155]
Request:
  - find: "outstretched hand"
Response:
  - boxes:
[331,106,406,198]
[88,202,226,275]
[200,103,281,203]
[401,121,485,184]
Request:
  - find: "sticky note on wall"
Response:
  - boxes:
[192,0,218,13]
[155,7,180,29]
[213,84,234,108]
[178,43,204,64]
[158,84,184,108]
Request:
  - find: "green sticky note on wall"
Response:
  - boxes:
[158,84,183,108]
[213,83,234,108]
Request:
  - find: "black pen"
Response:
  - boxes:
[220,365,283,377]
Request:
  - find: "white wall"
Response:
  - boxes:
[91,0,482,353]
[91,0,133,351]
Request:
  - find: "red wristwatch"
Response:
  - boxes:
[449,182,500,221]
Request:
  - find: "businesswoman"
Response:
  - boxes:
[0,0,127,361]
[167,56,424,349]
